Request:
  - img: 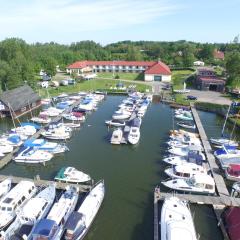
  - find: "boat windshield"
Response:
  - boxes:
[187,178,195,185]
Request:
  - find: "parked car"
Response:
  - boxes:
[186,95,197,100]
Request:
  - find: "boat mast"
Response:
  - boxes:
[8,102,16,129]
[28,100,33,119]
[221,103,231,137]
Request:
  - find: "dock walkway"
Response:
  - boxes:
[0,98,82,169]
[191,105,229,197]
[0,174,91,192]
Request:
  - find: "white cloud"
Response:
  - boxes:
[0,0,181,41]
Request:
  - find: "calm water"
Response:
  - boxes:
[0,96,237,240]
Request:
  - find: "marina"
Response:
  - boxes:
[0,95,238,240]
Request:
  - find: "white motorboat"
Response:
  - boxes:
[177,121,196,130]
[0,135,23,147]
[78,102,94,111]
[24,138,69,154]
[1,184,56,240]
[54,167,91,184]
[164,163,207,179]
[0,181,37,230]
[0,145,13,154]
[105,119,126,127]
[112,112,131,120]
[214,146,240,160]
[161,196,198,240]
[11,126,36,136]
[162,174,215,194]
[163,152,206,166]
[168,145,202,157]
[41,126,71,140]
[218,157,240,169]
[110,128,123,145]
[31,186,79,240]
[0,179,11,201]
[31,115,51,124]
[210,138,238,148]
[63,113,86,122]
[64,180,105,240]
[13,147,53,164]
[128,127,140,145]
[175,113,193,121]
[63,122,81,128]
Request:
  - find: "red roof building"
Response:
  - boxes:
[214,50,225,60]
[66,60,171,82]
[196,68,225,92]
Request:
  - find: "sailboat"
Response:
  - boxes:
[210,103,239,147]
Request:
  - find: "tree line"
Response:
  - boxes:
[0,38,240,91]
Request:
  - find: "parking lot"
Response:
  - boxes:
[184,89,232,105]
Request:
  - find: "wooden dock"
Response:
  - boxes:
[0,98,82,170]
[0,174,92,192]
[153,105,233,240]
[191,105,229,197]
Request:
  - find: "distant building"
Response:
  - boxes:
[193,60,205,66]
[196,68,225,92]
[66,60,171,82]
[0,85,41,118]
[214,49,225,60]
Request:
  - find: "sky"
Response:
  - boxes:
[0,0,239,45]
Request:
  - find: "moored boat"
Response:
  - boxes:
[54,167,91,184]
[0,184,56,240]
[110,128,123,145]
[0,179,11,201]
[177,121,196,130]
[161,196,198,240]
[0,181,37,230]
[164,163,207,179]
[64,180,105,240]
[30,186,79,240]
[13,146,53,164]
[105,119,126,127]
[128,127,140,145]
[161,174,215,194]
[225,164,240,181]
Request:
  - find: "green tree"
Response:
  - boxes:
[225,52,240,87]
[126,46,142,61]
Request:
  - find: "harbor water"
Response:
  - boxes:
[0,95,237,240]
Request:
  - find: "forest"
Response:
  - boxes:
[0,38,240,90]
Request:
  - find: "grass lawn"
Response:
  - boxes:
[39,78,150,98]
[173,94,190,106]
[97,72,144,81]
[172,70,195,90]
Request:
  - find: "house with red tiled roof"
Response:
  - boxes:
[214,49,225,60]
[66,60,171,82]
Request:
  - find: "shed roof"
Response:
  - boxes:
[0,85,40,111]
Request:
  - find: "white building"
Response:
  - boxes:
[193,61,205,66]
[66,60,171,82]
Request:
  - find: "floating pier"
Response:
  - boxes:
[154,104,234,240]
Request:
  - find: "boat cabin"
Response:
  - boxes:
[187,174,215,191]
[172,164,206,178]
[0,181,36,213]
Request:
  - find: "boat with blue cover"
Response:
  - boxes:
[30,186,79,240]
[24,138,69,154]
[13,146,53,164]
[64,180,105,240]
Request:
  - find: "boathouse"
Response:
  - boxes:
[0,85,41,118]
[66,60,171,82]
[195,68,225,92]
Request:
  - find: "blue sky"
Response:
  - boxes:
[0,0,239,44]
